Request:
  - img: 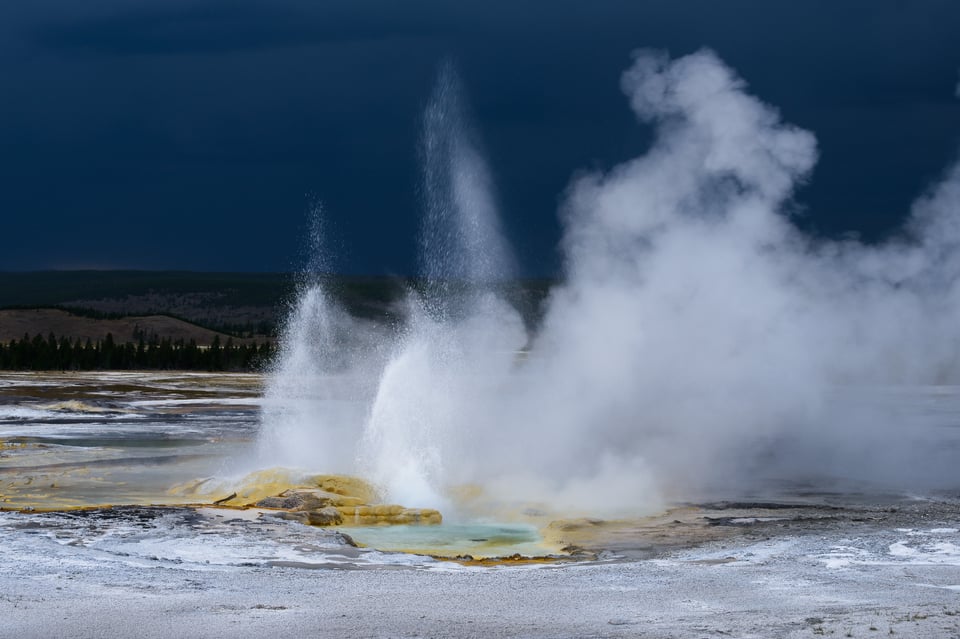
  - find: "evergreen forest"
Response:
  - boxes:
[0,332,273,371]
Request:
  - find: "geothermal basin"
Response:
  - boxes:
[5,48,960,635]
[2,371,960,637]
[0,371,562,560]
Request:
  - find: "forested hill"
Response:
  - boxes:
[0,271,554,338]
[0,271,414,336]
[0,271,295,336]
[0,271,555,371]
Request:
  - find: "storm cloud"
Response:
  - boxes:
[1,1,959,273]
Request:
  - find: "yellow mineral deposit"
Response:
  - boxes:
[448,554,568,567]
[340,504,442,526]
[168,467,312,506]
[1,452,667,564]
[178,469,443,527]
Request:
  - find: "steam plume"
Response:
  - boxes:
[257,50,960,517]
[527,49,960,501]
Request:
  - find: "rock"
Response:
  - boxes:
[336,531,357,547]
[213,492,237,506]
[255,488,364,511]
[269,511,309,524]
[306,506,343,526]
[282,488,365,509]
[254,495,305,510]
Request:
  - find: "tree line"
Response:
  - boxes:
[0,332,274,371]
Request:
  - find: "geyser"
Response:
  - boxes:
[257,211,388,473]
[357,62,526,511]
[257,50,960,518]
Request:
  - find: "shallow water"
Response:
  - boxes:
[345,522,551,558]
[0,372,261,510]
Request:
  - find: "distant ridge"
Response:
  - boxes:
[0,271,555,340]
[0,308,261,347]
[0,271,295,335]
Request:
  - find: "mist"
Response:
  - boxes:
[524,49,960,504]
[256,49,960,518]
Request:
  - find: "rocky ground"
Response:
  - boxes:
[2,495,959,638]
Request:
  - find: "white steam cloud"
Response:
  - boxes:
[256,50,960,517]
[524,49,960,502]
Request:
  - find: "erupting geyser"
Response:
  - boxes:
[257,213,383,474]
[357,62,526,511]
[258,62,526,512]
[257,50,960,518]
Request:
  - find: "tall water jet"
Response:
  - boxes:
[357,63,526,511]
[419,61,515,307]
[257,208,380,473]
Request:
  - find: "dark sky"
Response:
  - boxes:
[2,1,959,275]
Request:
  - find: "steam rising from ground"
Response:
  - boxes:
[258,50,960,517]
